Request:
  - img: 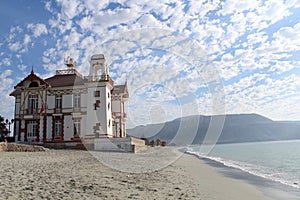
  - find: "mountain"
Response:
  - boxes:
[127,114,300,145]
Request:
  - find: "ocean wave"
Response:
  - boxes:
[185,148,299,189]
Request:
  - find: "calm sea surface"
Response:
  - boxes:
[187,140,300,195]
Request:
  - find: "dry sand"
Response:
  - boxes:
[0,148,272,199]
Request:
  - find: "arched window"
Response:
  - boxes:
[29,81,39,87]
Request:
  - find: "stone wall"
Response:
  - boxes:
[94,137,146,153]
[0,142,47,152]
[0,142,7,151]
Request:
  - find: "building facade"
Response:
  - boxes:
[10,54,128,143]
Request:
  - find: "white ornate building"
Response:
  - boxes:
[10,54,128,144]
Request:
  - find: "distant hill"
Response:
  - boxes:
[127,114,300,145]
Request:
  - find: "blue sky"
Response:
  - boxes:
[1,0,300,128]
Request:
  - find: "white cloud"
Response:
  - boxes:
[258,0,290,25]
[56,0,84,19]
[18,64,27,71]
[2,0,300,123]
[9,26,22,35]
[2,58,11,66]
[27,23,48,37]
[0,70,14,115]
[23,34,31,45]
[61,28,82,48]
[219,0,260,16]
[44,1,53,13]
[223,73,300,118]
[286,0,300,7]
[77,15,94,30]
[272,22,300,52]
[8,41,22,52]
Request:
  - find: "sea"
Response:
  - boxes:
[186,140,300,200]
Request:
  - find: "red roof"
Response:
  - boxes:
[10,89,22,96]
[45,74,86,87]
[10,70,87,96]
[112,83,129,98]
[14,70,50,89]
[112,85,126,94]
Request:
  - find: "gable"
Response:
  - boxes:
[14,71,49,89]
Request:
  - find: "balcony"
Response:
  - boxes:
[23,109,40,119]
[73,107,81,113]
[26,108,39,115]
[85,75,114,87]
[112,112,127,119]
[54,108,62,113]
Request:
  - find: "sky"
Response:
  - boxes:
[1,0,300,128]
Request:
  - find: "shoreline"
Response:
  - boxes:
[187,151,300,200]
[0,148,277,199]
[177,152,272,200]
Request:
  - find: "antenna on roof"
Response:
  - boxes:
[31,65,34,74]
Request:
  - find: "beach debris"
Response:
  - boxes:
[135,186,145,191]
[82,185,94,192]
[174,187,181,190]
[69,179,76,188]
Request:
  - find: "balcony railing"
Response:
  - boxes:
[112,112,127,118]
[54,108,62,113]
[24,109,40,119]
[85,75,114,87]
[73,107,81,113]
[26,108,39,115]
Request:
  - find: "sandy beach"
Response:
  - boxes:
[0,148,272,200]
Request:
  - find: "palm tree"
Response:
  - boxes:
[0,115,8,141]
[5,119,14,134]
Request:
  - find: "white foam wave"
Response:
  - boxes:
[185,148,299,189]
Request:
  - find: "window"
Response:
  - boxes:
[55,95,62,109]
[73,119,80,136]
[27,121,38,138]
[54,120,62,138]
[74,94,81,108]
[29,81,39,88]
[29,95,38,113]
[94,91,100,97]
[108,92,110,98]
[94,100,100,110]
[108,102,110,111]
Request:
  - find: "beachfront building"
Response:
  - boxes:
[10,54,128,144]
